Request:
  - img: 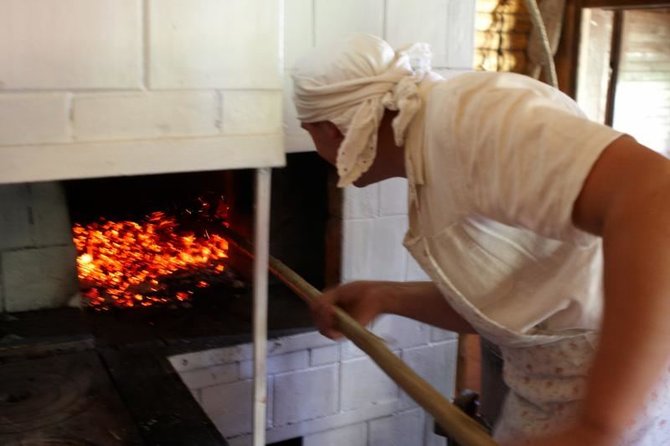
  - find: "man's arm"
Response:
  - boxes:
[311,281,476,339]
[572,135,670,439]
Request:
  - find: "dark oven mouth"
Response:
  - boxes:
[60,152,337,347]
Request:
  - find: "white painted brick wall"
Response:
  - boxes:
[0,0,142,90]
[304,422,368,446]
[3,245,79,312]
[273,366,339,425]
[221,91,283,135]
[178,363,239,390]
[314,0,385,46]
[149,0,282,89]
[239,351,309,380]
[0,95,70,146]
[369,409,424,446]
[201,379,272,438]
[0,0,285,182]
[310,345,340,366]
[284,0,476,152]
[72,92,220,141]
[341,357,398,411]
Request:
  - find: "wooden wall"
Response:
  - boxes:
[475,0,532,72]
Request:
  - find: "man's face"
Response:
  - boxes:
[300,121,343,166]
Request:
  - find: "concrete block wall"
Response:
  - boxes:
[0,182,79,312]
[170,327,458,446]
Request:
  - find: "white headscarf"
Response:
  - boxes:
[291,34,432,187]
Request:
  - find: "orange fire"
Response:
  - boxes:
[72,211,229,309]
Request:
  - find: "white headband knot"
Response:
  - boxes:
[291,34,432,187]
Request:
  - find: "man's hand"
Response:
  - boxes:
[310,281,476,339]
[311,281,391,339]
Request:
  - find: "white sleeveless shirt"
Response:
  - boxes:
[402,72,670,444]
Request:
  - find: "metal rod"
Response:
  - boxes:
[252,168,272,446]
[225,229,498,446]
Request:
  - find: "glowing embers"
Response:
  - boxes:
[72,207,230,309]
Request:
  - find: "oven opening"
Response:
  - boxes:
[62,151,339,343]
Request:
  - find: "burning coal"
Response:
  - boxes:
[72,200,231,309]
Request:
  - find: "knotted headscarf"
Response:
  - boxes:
[291,34,432,187]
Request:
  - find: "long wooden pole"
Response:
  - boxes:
[225,230,497,446]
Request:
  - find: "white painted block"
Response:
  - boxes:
[73,92,220,141]
[284,73,316,153]
[365,216,409,281]
[310,345,340,366]
[273,366,338,426]
[314,0,384,45]
[369,409,423,446]
[30,182,75,246]
[222,91,282,135]
[373,315,430,349]
[378,178,408,216]
[149,0,282,89]
[0,134,285,184]
[0,184,33,250]
[431,327,458,342]
[343,185,380,220]
[304,422,367,446]
[169,344,253,372]
[178,363,239,390]
[445,0,477,69]
[202,379,271,437]
[386,0,450,67]
[340,340,366,361]
[267,331,336,356]
[405,255,430,281]
[285,0,314,69]
[400,341,458,407]
[0,0,142,89]
[3,246,79,312]
[340,357,397,411]
[342,219,375,282]
[239,351,309,379]
[0,94,69,146]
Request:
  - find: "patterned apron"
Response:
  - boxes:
[404,230,670,445]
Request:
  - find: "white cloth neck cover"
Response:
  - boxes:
[291,34,432,187]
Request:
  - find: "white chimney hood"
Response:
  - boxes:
[0,0,285,184]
